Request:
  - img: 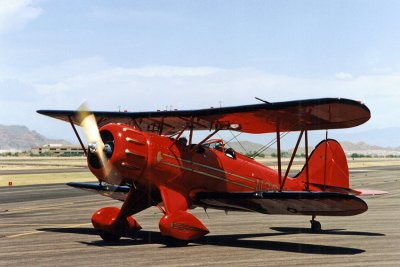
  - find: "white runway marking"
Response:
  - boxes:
[349,169,378,173]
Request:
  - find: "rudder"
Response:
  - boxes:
[296,139,349,189]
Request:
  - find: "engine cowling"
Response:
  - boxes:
[87,123,148,185]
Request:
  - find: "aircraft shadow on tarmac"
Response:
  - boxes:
[38,227,382,255]
[270,227,385,237]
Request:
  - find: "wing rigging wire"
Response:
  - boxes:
[250,131,291,159]
[218,130,291,158]
[226,131,293,179]
[217,131,249,155]
[228,131,249,155]
[222,117,306,178]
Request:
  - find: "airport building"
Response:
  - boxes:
[31,144,85,156]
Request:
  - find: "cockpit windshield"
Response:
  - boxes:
[204,139,225,151]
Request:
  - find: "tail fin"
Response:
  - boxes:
[296,139,349,189]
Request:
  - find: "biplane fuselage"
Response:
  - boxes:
[91,123,302,195]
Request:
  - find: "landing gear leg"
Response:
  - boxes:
[310,215,321,233]
[158,186,209,245]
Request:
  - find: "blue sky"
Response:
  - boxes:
[1,0,400,144]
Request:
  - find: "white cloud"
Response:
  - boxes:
[370,67,394,74]
[335,72,353,80]
[0,0,43,34]
[27,61,400,127]
[2,57,400,141]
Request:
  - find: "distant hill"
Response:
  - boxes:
[225,141,274,155]
[339,141,400,156]
[333,127,400,148]
[2,123,399,156]
[246,127,400,150]
[0,125,71,151]
[227,140,400,156]
[290,141,400,156]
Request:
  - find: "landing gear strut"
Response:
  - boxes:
[310,215,321,233]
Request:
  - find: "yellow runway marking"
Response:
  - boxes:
[7,230,43,238]
[1,203,75,213]
[0,223,82,226]
[0,203,73,216]
[5,223,91,238]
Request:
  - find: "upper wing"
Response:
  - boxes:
[195,191,368,216]
[37,98,370,135]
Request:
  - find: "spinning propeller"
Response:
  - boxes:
[77,103,115,185]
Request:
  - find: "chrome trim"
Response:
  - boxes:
[121,162,140,170]
[125,149,145,157]
[125,137,145,145]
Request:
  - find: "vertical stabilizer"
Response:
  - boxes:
[296,139,349,189]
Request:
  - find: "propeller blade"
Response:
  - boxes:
[77,103,111,182]
[78,103,102,144]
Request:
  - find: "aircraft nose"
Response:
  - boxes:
[87,124,149,185]
[120,129,148,179]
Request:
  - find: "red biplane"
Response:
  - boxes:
[37,98,385,245]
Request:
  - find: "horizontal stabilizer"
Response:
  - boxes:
[351,189,388,196]
[195,191,368,216]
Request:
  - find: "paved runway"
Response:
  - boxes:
[0,166,399,266]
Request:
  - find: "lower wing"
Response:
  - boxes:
[195,191,368,216]
[67,182,129,201]
[67,182,159,215]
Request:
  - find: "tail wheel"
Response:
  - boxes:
[310,219,322,233]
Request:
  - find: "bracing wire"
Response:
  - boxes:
[250,131,291,159]
[217,130,292,158]
[228,131,248,154]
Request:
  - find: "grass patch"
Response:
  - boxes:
[0,172,97,187]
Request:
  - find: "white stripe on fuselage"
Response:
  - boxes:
[159,156,255,190]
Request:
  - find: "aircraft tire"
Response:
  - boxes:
[310,220,322,233]
[164,236,189,247]
[98,230,121,242]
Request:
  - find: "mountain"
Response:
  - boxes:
[333,127,400,148]
[0,125,71,151]
[227,140,400,156]
[2,123,399,155]
[339,141,400,156]
[225,141,274,155]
